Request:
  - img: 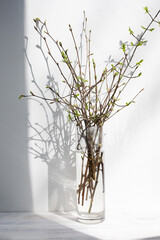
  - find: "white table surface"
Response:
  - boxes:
[0,212,160,240]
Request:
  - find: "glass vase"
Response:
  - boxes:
[76,125,105,223]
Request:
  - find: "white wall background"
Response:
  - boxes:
[0,0,160,216]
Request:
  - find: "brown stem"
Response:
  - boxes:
[78,153,85,204]
[81,159,89,206]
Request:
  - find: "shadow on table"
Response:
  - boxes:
[140,237,160,240]
[0,213,101,240]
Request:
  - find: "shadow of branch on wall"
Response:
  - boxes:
[24,33,76,212]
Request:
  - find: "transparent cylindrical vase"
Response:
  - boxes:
[76,125,105,223]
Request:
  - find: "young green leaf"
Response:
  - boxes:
[81,78,88,83]
[76,83,81,88]
[111,64,116,71]
[126,101,132,106]
[68,113,72,122]
[18,95,25,100]
[136,59,143,66]
[59,42,62,47]
[74,94,79,98]
[143,6,149,14]
[78,77,88,83]
[34,18,40,22]
[141,40,148,45]
[121,43,126,52]
[74,109,80,116]
[30,91,34,96]
[86,104,88,110]
[129,27,133,35]
[61,51,67,59]
[138,72,142,77]
[141,25,146,30]
[114,72,119,77]
[69,24,72,31]
[137,41,143,46]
